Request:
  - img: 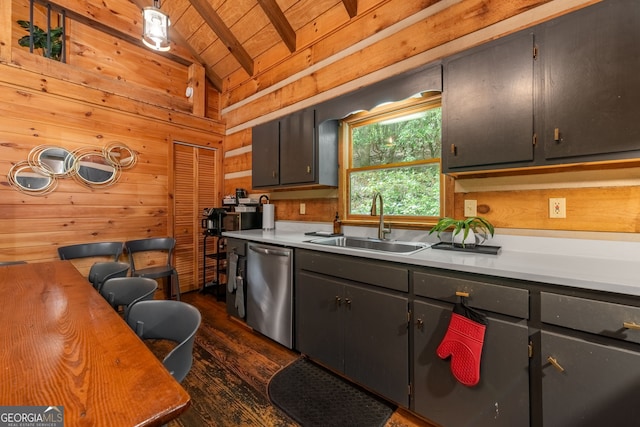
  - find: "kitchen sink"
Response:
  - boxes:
[308,236,430,254]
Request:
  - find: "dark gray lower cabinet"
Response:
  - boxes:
[540,331,640,427]
[540,291,640,426]
[295,249,410,406]
[413,298,530,427]
[289,244,640,426]
[296,270,410,405]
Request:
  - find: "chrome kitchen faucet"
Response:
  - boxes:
[371,192,391,240]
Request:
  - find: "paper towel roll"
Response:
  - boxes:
[262,204,275,230]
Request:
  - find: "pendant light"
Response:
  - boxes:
[142,0,170,52]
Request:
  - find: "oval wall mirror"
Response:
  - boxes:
[104,142,136,169]
[7,161,57,195]
[28,145,76,178]
[73,148,120,187]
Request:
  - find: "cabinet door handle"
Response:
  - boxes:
[450,143,457,156]
[623,321,640,330]
[306,165,311,174]
[272,171,277,178]
[554,128,561,142]
[547,356,565,373]
[345,298,351,309]
[455,291,470,298]
[415,318,424,330]
[335,296,342,307]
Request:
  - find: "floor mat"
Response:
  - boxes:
[268,357,396,427]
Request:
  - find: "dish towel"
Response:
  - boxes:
[436,298,488,386]
[227,252,238,293]
[235,276,245,318]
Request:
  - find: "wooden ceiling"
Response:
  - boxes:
[132,0,362,92]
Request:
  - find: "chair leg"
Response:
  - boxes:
[172,273,180,301]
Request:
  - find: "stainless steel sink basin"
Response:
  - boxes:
[308,236,430,254]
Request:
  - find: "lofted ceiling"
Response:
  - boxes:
[131,0,361,92]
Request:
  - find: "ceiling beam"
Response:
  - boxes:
[342,0,357,18]
[257,0,296,53]
[188,0,254,76]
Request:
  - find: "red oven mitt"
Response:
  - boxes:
[436,299,488,386]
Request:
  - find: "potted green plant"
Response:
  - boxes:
[17,20,63,61]
[429,216,495,247]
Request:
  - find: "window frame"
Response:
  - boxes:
[338,93,452,229]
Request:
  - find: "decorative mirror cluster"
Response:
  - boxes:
[7,143,137,195]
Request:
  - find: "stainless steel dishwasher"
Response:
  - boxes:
[246,242,293,348]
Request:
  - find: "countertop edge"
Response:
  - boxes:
[223,230,640,297]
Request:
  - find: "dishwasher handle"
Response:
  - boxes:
[249,245,290,257]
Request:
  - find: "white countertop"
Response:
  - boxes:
[223,222,640,297]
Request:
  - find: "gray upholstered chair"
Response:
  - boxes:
[127,300,201,382]
[88,261,130,291]
[100,277,157,321]
[125,237,180,300]
[57,241,123,260]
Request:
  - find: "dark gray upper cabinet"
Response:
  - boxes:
[252,63,442,188]
[542,0,640,162]
[442,31,535,171]
[280,109,317,185]
[251,109,338,189]
[443,0,640,173]
[251,120,280,187]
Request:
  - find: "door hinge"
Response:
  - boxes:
[533,45,538,59]
[528,340,534,358]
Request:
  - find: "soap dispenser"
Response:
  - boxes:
[333,212,342,235]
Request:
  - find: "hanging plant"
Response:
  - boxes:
[17,20,63,61]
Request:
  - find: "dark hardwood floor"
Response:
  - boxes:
[163,291,434,427]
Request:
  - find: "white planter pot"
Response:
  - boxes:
[452,229,476,247]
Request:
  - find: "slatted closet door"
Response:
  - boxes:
[174,143,219,293]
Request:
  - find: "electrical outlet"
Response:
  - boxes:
[464,200,477,217]
[299,203,306,215]
[549,198,566,219]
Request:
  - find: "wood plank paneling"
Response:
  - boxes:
[0,6,224,266]
[453,187,640,233]
[69,20,189,99]
[0,0,10,61]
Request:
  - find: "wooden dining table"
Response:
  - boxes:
[0,260,190,426]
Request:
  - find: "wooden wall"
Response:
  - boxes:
[220,0,640,237]
[0,0,224,291]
